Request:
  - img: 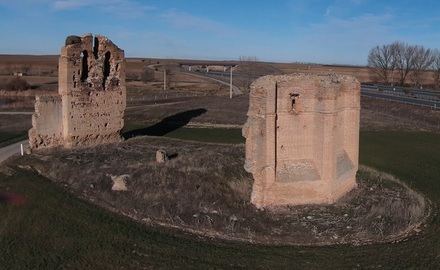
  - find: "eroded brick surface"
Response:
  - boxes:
[29,34,126,149]
[243,73,360,207]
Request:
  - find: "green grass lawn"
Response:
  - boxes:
[0,130,439,269]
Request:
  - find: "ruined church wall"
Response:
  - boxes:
[29,34,126,149]
[60,35,126,148]
[243,73,360,208]
[62,91,125,147]
[28,95,63,149]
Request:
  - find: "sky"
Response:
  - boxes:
[0,0,439,65]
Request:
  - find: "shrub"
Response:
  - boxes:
[65,35,81,46]
[5,77,31,91]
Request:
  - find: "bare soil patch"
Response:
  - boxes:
[14,136,429,246]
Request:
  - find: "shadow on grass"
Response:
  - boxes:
[168,153,178,160]
[123,108,207,139]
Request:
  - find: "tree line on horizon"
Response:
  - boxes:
[368,41,440,88]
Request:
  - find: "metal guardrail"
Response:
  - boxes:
[361,83,440,110]
[361,91,440,110]
[367,89,440,102]
[363,83,440,97]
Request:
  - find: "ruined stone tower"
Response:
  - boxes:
[243,74,360,208]
[29,34,126,149]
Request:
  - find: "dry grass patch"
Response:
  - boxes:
[15,137,429,246]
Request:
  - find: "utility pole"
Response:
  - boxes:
[163,69,167,91]
[229,67,233,99]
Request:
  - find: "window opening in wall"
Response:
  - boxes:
[93,37,99,59]
[102,51,111,89]
[80,50,89,82]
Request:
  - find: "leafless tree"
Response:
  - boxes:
[410,45,434,87]
[388,42,400,85]
[394,42,416,86]
[369,42,440,87]
[367,44,395,84]
[432,49,440,89]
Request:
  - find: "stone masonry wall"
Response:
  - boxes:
[29,95,63,149]
[29,34,126,149]
[243,73,360,208]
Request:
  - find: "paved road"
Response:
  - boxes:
[361,87,440,109]
[0,140,27,164]
[0,111,33,115]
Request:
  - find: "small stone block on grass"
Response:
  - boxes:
[156,149,168,163]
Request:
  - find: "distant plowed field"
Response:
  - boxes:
[1,54,436,85]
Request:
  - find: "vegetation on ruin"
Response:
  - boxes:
[0,130,439,269]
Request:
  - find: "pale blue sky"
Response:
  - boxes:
[0,0,439,65]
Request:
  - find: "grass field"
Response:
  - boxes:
[154,127,244,144]
[123,123,244,144]
[0,130,439,269]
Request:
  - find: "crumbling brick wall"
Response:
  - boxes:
[29,34,126,149]
[29,95,63,149]
[243,73,360,208]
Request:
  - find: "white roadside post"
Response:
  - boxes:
[163,69,167,91]
[229,67,233,99]
[20,144,24,156]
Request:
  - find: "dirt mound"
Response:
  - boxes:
[16,137,429,246]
